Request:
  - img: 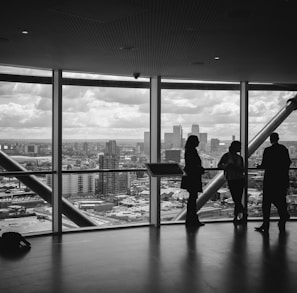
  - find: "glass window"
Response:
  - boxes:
[0,176,53,234]
[0,80,52,235]
[161,88,240,222]
[61,83,150,230]
[0,81,52,170]
[248,90,297,219]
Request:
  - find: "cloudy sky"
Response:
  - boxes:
[0,65,296,142]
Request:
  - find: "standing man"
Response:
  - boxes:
[255,132,291,233]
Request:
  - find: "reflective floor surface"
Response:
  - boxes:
[1,221,297,293]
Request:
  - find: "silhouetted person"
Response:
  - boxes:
[218,140,246,224]
[181,135,205,227]
[255,132,291,233]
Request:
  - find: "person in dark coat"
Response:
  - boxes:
[181,135,205,227]
[218,140,246,224]
[255,132,291,233]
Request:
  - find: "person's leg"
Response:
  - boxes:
[273,191,290,232]
[255,189,271,232]
[186,191,198,226]
[262,191,271,230]
[228,180,244,221]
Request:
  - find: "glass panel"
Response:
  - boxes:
[0,81,52,172]
[50,170,150,229]
[0,175,52,234]
[0,64,52,76]
[161,88,240,222]
[248,90,297,218]
[0,79,52,234]
[160,170,233,222]
[62,84,150,230]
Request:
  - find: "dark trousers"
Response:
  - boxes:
[186,191,199,225]
[228,179,245,217]
[262,188,289,229]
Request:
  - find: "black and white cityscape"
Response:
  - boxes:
[1,67,297,233]
[1,123,297,234]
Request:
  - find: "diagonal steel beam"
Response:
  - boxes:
[0,150,97,227]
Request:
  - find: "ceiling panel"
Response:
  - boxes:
[1,0,297,83]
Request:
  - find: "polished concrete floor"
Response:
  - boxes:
[1,221,297,293]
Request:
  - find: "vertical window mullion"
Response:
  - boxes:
[150,76,161,227]
[52,69,63,234]
[240,81,249,216]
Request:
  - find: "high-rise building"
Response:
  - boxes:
[164,133,173,149]
[210,138,220,152]
[136,142,144,154]
[99,154,119,195]
[25,144,39,154]
[98,140,121,196]
[199,133,208,151]
[83,142,88,154]
[191,124,200,137]
[105,140,117,155]
[144,131,150,156]
[46,172,95,197]
[172,125,183,148]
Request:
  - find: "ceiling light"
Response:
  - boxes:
[214,56,220,60]
[120,46,135,51]
[22,30,29,34]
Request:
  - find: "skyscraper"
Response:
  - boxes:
[210,138,220,152]
[83,142,89,155]
[199,132,208,151]
[172,125,183,148]
[191,124,200,137]
[105,140,117,155]
[164,133,173,149]
[144,131,150,156]
[99,140,120,196]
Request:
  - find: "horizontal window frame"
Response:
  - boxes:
[1,167,296,177]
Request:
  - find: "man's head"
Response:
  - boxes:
[270,132,279,144]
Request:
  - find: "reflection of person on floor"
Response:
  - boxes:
[218,140,246,224]
[255,132,291,233]
[180,135,205,227]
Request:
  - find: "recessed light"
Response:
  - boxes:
[120,46,135,51]
[214,56,220,60]
[22,30,29,35]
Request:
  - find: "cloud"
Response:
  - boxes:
[62,86,149,106]
[0,75,296,140]
[63,102,149,130]
[0,103,51,128]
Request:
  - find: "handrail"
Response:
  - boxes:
[0,168,147,176]
[0,167,296,177]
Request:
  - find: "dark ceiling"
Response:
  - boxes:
[1,0,297,83]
